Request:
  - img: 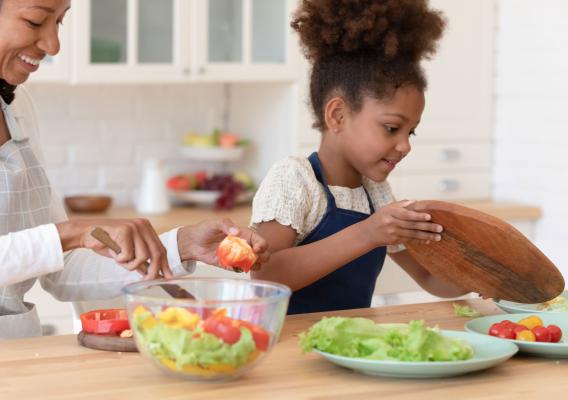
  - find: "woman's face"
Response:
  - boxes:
[0,0,70,85]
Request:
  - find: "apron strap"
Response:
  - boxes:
[307,152,337,211]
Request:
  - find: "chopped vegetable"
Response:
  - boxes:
[488,316,563,343]
[216,235,258,272]
[300,317,474,362]
[453,303,482,318]
[80,309,130,335]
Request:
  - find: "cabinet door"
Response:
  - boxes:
[73,0,189,83]
[195,0,298,82]
[29,8,74,83]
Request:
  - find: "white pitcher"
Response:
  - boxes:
[136,158,170,214]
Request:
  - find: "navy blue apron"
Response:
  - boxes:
[287,152,387,314]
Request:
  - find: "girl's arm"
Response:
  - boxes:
[252,200,445,291]
[388,250,469,298]
[251,220,380,291]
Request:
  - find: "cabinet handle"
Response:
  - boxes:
[437,179,460,193]
[198,66,206,74]
[439,148,461,162]
[182,67,191,76]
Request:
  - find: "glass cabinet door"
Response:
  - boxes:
[76,0,184,82]
[138,0,174,63]
[251,0,286,63]
[208,0,243,63]
[90,0,128,63]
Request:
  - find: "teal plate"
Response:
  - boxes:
[465,313,568,358]
[494,291,568,314]
[313,330,517,379]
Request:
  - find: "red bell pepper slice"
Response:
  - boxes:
[80,309,130,335]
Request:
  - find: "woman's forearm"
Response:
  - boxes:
[252,222,377,291]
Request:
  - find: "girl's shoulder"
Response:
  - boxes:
[362,176,397,206]
[264,155,319,187]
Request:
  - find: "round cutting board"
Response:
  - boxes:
[405,200,564,303]
[77,331,138,352]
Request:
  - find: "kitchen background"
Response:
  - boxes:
[22,0,567,333]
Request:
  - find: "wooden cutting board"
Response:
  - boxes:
[405,200,564,303]
[77,331,138,352]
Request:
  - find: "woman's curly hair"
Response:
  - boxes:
[291,0,446,131]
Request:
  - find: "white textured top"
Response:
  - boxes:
[251,156,404,253]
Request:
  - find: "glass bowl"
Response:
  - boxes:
[122,277,291,381]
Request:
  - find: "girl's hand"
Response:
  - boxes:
[177,218,270,270]
[364,200,443,247]
[57,218,171,280]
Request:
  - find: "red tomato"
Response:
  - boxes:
[202,316,242,345]
[547,325,563,343]
[513,324,529,334]
[532,326,552,342]
[80,309,130,335]
[216,235,258,272]
[489,323,502,336]
[496,327,515,340]
[236,320,270,351]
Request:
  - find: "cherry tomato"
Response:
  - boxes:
[489,323,502,336]
[80,309,130,335]
[496,327,515,340]
[518,315,543,330]
[532,326,552,342]
[516,330,536,341]
[547,325,563,343]
[512,324,529,334]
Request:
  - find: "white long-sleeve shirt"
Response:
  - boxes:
[0,87,193,339]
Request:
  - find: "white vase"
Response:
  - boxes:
[136,158,170,215]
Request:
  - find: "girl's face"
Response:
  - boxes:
[0,0,70,85]
[339,85,425,183]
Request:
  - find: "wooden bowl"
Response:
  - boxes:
[64,195,112,213]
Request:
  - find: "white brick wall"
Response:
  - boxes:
[26,84,228,206]
[494,0,568,275]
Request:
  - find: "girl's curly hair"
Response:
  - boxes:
[291,0,446,131]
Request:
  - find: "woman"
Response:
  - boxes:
[0,0,268,338]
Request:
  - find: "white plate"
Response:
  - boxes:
[494,291,568,314]
[178,146,245,161]
[169,189,254,206]
[465,313,568,358]
[313,330,517,379]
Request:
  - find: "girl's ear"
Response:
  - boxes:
[323,97,345,134]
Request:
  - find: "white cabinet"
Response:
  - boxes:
[32,0,298,84]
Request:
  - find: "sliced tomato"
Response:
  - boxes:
[202,316,242,345]
[236,320,270,351]
[80,309,130,335]
[216,235,258,272]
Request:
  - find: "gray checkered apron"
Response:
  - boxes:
[0,99,53,338]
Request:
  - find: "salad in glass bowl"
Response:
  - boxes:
[123,278,291,381]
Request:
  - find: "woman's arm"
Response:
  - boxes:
[388,250,469,298]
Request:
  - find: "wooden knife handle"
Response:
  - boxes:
[90,227,195,300]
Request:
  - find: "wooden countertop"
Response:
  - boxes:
[1,299,565,400]
[68,202,541,234]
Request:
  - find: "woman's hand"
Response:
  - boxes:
[56,218,171,280]
[364,200,443,247]
[177,218,270,270]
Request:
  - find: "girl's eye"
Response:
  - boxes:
[409,130,417,137]
[385,126,398,134]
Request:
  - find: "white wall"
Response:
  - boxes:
[25,82,295,207]
[494,0,568,275]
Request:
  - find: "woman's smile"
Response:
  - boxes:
[17,53,43,72]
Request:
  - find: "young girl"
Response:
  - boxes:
[251,0,468,314]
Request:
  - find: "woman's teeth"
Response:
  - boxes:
[18,55,41,66]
